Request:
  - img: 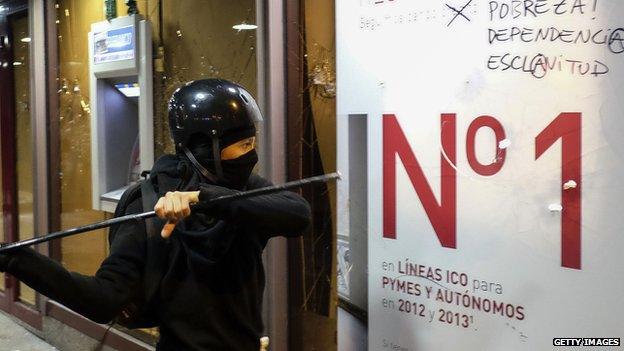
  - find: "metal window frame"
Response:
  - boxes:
[257,0,289,350]
[0,0,43,330]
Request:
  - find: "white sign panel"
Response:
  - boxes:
[336,0,624,350]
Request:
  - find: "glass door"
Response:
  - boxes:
[10,9,35,307]
[0,0,41,329]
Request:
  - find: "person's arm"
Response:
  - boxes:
[198,174,312,238]
[0,201,146,324]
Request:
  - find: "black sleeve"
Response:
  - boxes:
[199,174,311,238]
[5,200,146,324]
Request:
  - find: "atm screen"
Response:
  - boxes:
[114,83,140,97]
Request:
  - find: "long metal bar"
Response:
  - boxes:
[0,172,341,253]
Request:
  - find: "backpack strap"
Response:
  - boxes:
[108,182,143,247]
[135,177,169,329]
[115,178,166,329]
[140,178,159,237]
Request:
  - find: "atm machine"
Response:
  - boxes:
[88,15,153,212]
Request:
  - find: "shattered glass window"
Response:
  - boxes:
[54,3,112,303]
[153,0,257,156]
[288,1,338,350]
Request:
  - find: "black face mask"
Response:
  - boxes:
[221,149,258,190]
[186,135,257,189]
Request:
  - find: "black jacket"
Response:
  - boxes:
[5,155,311,351]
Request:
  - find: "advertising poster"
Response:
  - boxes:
[336,0,624,350]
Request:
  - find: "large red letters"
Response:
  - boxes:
[535,113,582,269]
[383,112,582,269]
[383,114,457,248]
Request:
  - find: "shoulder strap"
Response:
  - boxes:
[140,179,159,237]
[115,178,165,329]
[109,182,143,247]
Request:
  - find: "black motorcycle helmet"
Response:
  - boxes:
[168,78,262,185]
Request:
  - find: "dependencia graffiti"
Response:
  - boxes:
[382,113,582,269]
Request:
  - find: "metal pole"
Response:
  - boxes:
[0,172,340,253]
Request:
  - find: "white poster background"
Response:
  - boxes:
[336,0,624,350]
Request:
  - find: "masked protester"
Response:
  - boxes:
[0,79,311,351]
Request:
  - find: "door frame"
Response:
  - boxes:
[0,0,42,330]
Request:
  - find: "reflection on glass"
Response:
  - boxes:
[57,0,109,276]
[10,13,36,306]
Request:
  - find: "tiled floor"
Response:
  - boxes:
[0,311,57,351]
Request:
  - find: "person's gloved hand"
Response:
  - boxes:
[198,184,240,202]
[154,191,200,239]
[0,251,15,273]
[192,184,241,219]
